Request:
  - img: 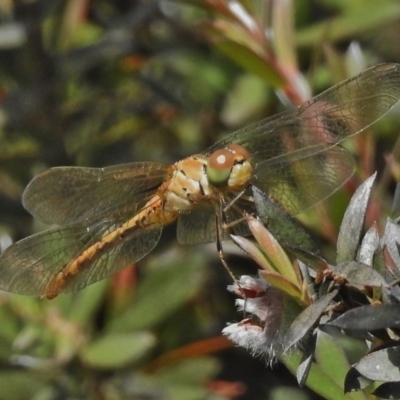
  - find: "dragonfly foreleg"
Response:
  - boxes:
[215,215,241,285]
[213,202,240,282]
[222,187,253,213]
[221,195,255,232]
[222,215,247,230]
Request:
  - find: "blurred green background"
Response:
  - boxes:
[1,0,400,399]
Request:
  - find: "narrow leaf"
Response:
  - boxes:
[283,289,338,352]
[337,173,376,263]
[373,382,400,399]
[335,260,386,287]
[272,0,297,68]
[327,304,400,331]
[358,223,380,266]
[259,270,302,300]
[81,332,156,369]
[296,331,317,387]
[392,181,400,215]
[344,367,373,393]
[355,346,400,382]
[314,331,352,388]
[283,351,355,400]
[108,255,206,332]
[231,234,274,272]
[297,4,400,47]
[246,215,300,286]
[383,218,400,272]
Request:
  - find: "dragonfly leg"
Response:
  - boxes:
[216,210,251,317]
[221,200,254,231]
[220,188,256,231]
[215,216,238,284]
[222,215,247,230]
[213,200,238,282]
[222,187,253,214]
[215,202,251,302]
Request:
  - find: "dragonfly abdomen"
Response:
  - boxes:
[43,196,178,299]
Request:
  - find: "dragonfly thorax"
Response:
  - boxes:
[162,144,252,212]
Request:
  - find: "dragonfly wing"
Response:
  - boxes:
[253,145,356,215]
[23,162,169,226]
[206,63,400,163]
[58,226,163,294]
[177,195,254,245]
[0,220,162,295]
[177,207,219,244]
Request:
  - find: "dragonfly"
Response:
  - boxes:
[1,63,400,299]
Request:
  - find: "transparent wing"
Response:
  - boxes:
[254,146,356,214]
[177,207,218,244]
[177,196,254,245]
[206,63,400,213]
[0,220,162,296]
[22,161,169,226]
[208,63,400,158]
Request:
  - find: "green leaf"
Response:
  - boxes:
[67,279,109,325]
[271,387,310,400]
[231,234,273,271]
[214,40,285,86]
[296,331,317,386]
[314,331,350,387]
[259,270,302,300]
[297,3,400,47]
[283,351,366,400]
[220,73,271,126]
[315,332,368,400]
[107,254,206,332]
[200,21,286,87]
[163,386,221,400]
[157,357,221,385]
[247,216,300,286]
[80,332,156,369]
[272,0,297,68]
[0,371,45,400]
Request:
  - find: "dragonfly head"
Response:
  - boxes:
[206,144,252,190]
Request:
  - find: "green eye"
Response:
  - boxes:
[207,149,235,187]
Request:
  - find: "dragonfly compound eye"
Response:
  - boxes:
[227,144,251,160]
[207,149,235,187]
